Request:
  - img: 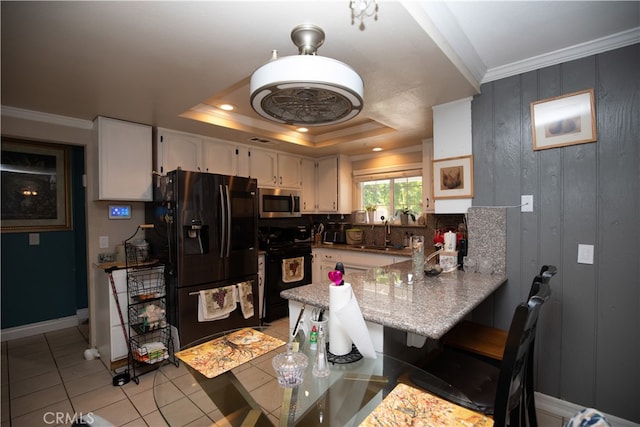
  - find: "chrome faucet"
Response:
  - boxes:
[384,219,391,246]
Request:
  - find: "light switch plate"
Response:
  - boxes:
[99,236,109,249]
[577,244,594,264]
[29,233,40,245]
[521,195,533,212]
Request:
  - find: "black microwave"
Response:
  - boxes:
[259,188,301,218]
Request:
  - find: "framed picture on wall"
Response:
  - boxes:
[1,138,72,232]
[530,88,597,151]
[432,155,474,199]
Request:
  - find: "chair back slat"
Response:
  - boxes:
[493,278,552,426]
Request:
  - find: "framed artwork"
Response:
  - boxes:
[530,88,597,151]
[432,155,474,199]
[1,138,72,232]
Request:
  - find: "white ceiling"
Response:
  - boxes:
[2,1,638,157]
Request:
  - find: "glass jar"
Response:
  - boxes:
[272,343,308,388]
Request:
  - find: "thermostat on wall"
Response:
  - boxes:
[109,205,131,219]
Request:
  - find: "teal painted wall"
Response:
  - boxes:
[1,144,87,329]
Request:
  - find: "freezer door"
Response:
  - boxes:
[174,277,260,346]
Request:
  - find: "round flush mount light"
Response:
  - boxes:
[250,24,364,126]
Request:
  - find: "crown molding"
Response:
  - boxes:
[1,105,94,130]
[482,27,640,83]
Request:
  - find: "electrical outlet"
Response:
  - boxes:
[99,236,109,249]
[578,244,594,264]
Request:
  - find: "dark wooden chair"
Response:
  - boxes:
[410,266,555,427]
[438,265,557,426]
[441,265,556,363]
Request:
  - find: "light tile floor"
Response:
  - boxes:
[1,317,565,427]
[1,318,290,427]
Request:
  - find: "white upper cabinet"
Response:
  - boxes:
[308,155,352,214]
[202,138,247,177]
[155,128,202,174]
[248,147,278,187]
[249,148,302,189]
[301,157,317,212]
[277,153,302,189]
[96,116,152,201]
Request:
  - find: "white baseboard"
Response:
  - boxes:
[1,315,80,342]
[536,392,638,427]
[77,308,89,322]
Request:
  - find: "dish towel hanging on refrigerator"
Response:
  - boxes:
[237,281,255,319]
[282,257,304,283]
[198,285,237,322]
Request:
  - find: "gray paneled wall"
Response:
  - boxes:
[469,44,639,422]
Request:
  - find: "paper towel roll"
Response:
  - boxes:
[444,231,457,251]
[329,282,376,358]
[329,283,352,355]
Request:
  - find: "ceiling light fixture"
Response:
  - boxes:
[372,147,382,152]
[350,0,378,31]
[250,24,363,127]
[218,103,235,111]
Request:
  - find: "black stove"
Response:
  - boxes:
[259,225,313,322]
[259,225,312,252]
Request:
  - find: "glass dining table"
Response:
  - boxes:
[153,325,491,427]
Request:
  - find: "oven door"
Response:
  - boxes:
[259,188,301,218]
[264,247,312,322]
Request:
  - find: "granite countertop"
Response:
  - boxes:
[312,242,412,257]
[281,260,506,340]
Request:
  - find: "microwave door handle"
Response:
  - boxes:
[290,193,294,214]
[225,184,232,257]
[219,184,226,258]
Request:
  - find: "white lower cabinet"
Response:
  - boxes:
[312,248,409,283]
[97,269,129,365]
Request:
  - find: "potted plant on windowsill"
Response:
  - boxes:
[365,205,377,224]
[395,207,416,226]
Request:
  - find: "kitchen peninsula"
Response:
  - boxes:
[281,259,506,351]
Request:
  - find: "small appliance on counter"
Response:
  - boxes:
[352,210,366,224]
[322,222,346,244]
[345,228,363,245]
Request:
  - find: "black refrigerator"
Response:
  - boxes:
[146,170,260,346]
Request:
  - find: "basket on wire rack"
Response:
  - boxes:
[130,329,171,364]
[127,266,166,302]
[128,299,167,334]
[124,224,154,266]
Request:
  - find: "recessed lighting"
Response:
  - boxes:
[372,147,383,152]
[218,104,235,111]
[296,127,308,133]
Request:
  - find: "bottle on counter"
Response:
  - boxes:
[309,325,318,350]
[312,330,330,377]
